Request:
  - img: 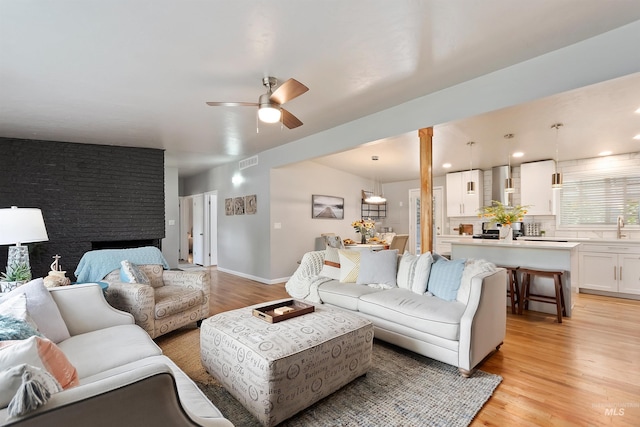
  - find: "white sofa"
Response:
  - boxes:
[286,250,507,377]
[0,282,232,427]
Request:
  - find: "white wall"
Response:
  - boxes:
[162,166,180,268]
[270,161,373,279]
[183,21,640,282]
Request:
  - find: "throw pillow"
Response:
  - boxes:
[356,249,399,288]
[0,364,62,413]
[0,315,41,341]
[412,252,434,294]
[120,260,150,285]
[0,293,38,330]
[338,250,361,283]
[427,258,466,301]
[456,259,497,303]
[0,336,79,391]
[396,251,419,290]
[319,247,341,280]
[0,278,70,344]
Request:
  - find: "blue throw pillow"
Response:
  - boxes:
[427,258,466,301]
[0,315,42,341]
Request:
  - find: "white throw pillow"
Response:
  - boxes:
[0,278,70,343]
[396,251,419,290]
[319,247,341,280]
[120,260,150,285]
[456,259,497,303]
[411,252,434,294]
[0,293,38,330]
[338,250,361,283]
[357,249,398,288]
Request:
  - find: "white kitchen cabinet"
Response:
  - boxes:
[521,160,556,215]
[579,244,640,295]
[446,170,483,217]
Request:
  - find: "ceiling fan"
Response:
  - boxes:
[206,77,309,129]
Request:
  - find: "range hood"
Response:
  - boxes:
[491,165,513,206]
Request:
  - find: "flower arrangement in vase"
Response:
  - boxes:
[478,201,529,241]
[351,218,376,244]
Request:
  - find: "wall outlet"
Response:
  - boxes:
[274,222,282,229]
[168,219,175,226]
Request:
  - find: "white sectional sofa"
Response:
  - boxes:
[286,249,507,376]
[0,280,232,427]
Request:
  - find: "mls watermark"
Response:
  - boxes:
[592,402,639,416]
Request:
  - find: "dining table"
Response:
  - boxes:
[343,243,390,251]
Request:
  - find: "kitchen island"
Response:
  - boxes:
[445,239,581,317]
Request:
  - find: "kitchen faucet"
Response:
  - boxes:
[617,215,626,239]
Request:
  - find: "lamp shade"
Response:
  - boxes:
[0,206,49,245]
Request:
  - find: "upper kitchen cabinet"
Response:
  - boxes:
[446,170,484,217]
[521,160,556,216]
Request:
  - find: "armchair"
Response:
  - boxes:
[103,265,210,339]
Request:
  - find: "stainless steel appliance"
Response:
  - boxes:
[473,222,524,239]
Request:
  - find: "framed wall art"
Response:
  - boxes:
[312,195,344,219]
[234,197,245,215]
[245,194,257,214]
[225,198,234,216]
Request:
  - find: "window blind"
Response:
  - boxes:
[560,168,640,226]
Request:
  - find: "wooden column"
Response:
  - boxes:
[418,127,433,254]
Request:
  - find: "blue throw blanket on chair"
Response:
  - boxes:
[74,247,170,283]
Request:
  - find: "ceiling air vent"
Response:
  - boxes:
[239,156,258,170]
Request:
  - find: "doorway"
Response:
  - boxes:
[409,186,443,255]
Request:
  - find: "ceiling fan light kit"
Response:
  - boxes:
[207,76,308,129]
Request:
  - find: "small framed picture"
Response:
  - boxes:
[245,194,257,214]
[225,198,234,216]
[234,197,245,215]
[312,195,344,219]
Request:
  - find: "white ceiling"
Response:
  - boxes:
[1,1,640,178]
[314,72,640,181]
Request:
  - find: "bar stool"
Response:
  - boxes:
[497,265,520,314]
[519,268,566,323]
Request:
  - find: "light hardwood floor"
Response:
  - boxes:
[156,268,640,426]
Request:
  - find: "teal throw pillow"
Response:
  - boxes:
[0,315,42,341]
[427,258,466,301]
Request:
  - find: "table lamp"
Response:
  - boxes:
[0,206,49,277]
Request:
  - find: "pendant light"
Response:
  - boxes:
[551,123,563,189]
[504,134,515,194]
[364,156,386,204]
[466,141,476,194]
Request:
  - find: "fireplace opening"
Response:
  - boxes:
[91,239,161,250]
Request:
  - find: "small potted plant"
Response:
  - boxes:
[0,261,32,293]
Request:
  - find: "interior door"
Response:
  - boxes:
[178,196,191,261]
[204,191,218,266]
[192,194,204,265]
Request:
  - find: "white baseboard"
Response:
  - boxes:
[216,267,290,285]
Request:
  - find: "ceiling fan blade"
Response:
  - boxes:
[205,101,258,107]
[281,108,303,129]
[270,78,309,105]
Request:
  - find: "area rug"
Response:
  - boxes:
[197,340,502,427]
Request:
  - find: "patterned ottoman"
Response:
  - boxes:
[200,301,373,427]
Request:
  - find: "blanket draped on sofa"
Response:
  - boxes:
[285,251,332,303]
[74,247,170,283]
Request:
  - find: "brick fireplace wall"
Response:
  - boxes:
[0,137,165,280]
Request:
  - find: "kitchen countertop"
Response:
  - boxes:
[519,236,640,244]
[443,238,581,250]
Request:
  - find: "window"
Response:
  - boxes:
[559,168,640,226]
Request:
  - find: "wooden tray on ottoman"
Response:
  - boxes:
[252,299,315,323]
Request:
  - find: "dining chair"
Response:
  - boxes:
[323,235,345,249]
[389,234,409,253]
